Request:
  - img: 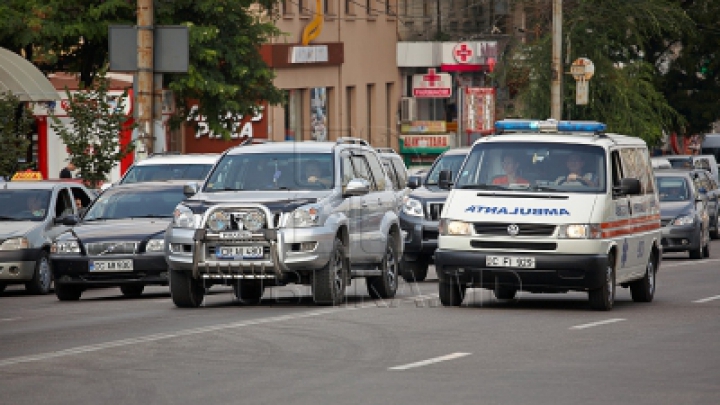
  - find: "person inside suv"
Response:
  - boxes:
[305,160,333,188]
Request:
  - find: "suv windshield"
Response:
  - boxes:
[455,142,607,193]
[0,190,51,221]
[425,153,466,186]
[204,153,335,191]
[121,164,214,184]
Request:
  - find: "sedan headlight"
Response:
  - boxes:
[207,211,230,232]
[243,210,266,231]
[0,237,29,251]
[173,204,196,228]
[145,239,165,253]
[288,205,322,228]
[673,215,695,226]
[558,224,602,239]
[439,219,472,236]
[51,240,80,254]
[402,197,424,217]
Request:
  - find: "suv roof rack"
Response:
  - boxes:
[336,137,370,146]
[376,147,397,154]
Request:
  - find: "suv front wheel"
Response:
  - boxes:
[367,237,399,299]
[170,270,206,308]
[312,237,347,305]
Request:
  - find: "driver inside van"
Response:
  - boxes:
[555,153,597,187]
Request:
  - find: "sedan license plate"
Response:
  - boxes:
[486,256,535,268]
[216,246,263,260]
[90,259,133,272]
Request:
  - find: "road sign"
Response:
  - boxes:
[576,79,589,105]
[109,25,189,73]
[570,57,594,81]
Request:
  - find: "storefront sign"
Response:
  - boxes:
[464,87,496,134]
[401,135,450,148]
[290,45,329,63]
[400,121,447,134]
[412,68,452,98]
[184,102,268,153]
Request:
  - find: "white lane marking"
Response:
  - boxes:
[570,318,626,330]
[0,294,438,368]
[693,295,720,303]
[0,318,21,322]
[389,352,471,371]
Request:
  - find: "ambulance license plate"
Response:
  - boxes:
[485,256,535,268]
[216,246,264,260]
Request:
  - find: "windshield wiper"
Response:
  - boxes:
[458,184,506,190]
[0,216,23,221]
[127,215,171,219]
[532,185,563,192]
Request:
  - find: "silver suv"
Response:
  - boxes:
[165,138,403,306]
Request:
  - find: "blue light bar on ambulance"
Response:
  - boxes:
[495,119,607,133]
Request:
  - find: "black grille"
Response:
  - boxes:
[660,218,672,227]
[470,240,558,251]
[422,230,439,241]
[426,203,444,221]
[473,223,556,236]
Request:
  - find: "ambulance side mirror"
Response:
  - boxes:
[614,178,641,196]
[438,170,454,190]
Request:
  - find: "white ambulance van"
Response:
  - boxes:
[434,119,661,310]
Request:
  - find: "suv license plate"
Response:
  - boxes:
[217,246,263,260]
[486,256,535,268]
[90,259,134,272]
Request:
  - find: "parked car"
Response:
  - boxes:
[100,153,221,191]
[165,138,403,307]
[377,148,409,211]
[663,154,719,183]
[656,170,711,259]
[651,157,672,170]
[398,147,471,282]
[50,181,189,300]
[0,180,94,294]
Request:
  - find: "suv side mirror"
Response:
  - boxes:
[343,178,370,197]
[183,182,200,197]
[57,215,79,226]
[407,175,422,189]
[438,170,454,190]
[613,178,641,196]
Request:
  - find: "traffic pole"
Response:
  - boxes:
[551,0,562,120]
[137,0,154,157]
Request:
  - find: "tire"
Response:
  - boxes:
[312,237,347,305]
[630,253,656,302]
[170,270,205,308]
[589,253,616,311]
[703,238,711,258]
[689,227,704,259]
[120,284,145,297]
[25,251,52,295]
[401,258,429,282]
[367,238,400,299]
[438,281,466,307]
[711,214,720,240]
[55,283,82,301]
[494,285,517,300]
[232,280,264,305]
[0,283,6,294]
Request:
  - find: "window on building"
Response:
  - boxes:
[367,84,375,143]
[285,89,303,141]
[346,86,355,137]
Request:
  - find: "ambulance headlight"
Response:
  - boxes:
[439,219,472,236]
[558,224,602,239]
[672,215,694,226]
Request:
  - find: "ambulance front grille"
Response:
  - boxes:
[473,223,556,236]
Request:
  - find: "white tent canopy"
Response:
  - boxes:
[0,47,59,101]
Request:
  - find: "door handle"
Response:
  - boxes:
[362,202,369,208]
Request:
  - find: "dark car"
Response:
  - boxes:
[399,147,470,282]
[50,181,188,300]
[657,165,720,239]
[655,170,710,259]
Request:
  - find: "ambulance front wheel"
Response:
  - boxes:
[589,253,616,311]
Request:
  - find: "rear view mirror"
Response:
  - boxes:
[438,170,454,190]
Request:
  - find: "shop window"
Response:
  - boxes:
[310,88,328,141]
[285,89,303,141]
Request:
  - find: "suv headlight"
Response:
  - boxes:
[0,237,29,251]
[243,210,266,231]
[402,197,424,217]
[173,204,196,228]
[145,238,165,253]
[51,240,80,254]
[207,211,230,231]
[288,205,322,228]
[558,224,602,239]
[439,219,472,236]
[673,215,695,226]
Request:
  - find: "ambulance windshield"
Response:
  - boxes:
[455,143,607,193]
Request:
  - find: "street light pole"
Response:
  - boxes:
[551,0,562,120]
[137,0,154,157]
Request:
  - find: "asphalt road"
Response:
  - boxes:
[1,245,719,405]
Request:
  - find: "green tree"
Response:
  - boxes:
[49,71,134,189]
[501,0,693,144]
[0,0,285,138]
[0,93,33,179]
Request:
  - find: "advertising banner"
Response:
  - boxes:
[464,87,496,134]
